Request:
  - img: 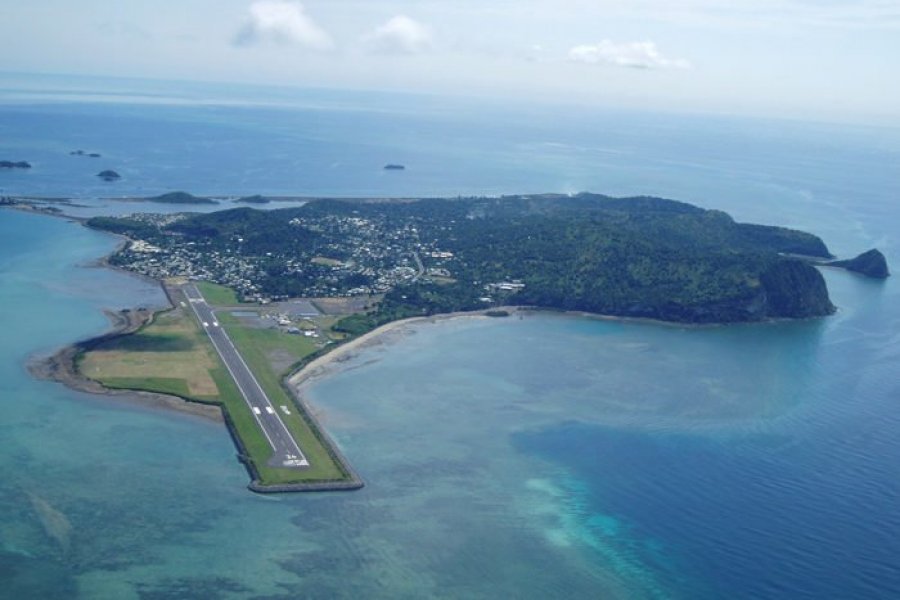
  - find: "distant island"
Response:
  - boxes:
[383,164,405,170]
[97,170,121,181]
[145,191,217,205]
[0,160,31,169]
[83,192,874,329]
[71,150,101,158]
[235,194,271,204]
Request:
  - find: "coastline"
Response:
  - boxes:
[12,201,839,493]
[290,308,520,393]
[17,208,366,490]
[285,305,711,402]
[28,290,787,429]
[28,307,224,423]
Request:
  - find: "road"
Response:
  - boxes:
[182,283,309,468]
[412,251,425,281]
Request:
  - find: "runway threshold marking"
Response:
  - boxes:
[182,283,309,468]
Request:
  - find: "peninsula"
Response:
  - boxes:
[18,191,885,493]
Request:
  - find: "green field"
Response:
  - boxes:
[195,281,247,306]
[80,287,352,487]
[102,376,191,397]
[216,311,346,483]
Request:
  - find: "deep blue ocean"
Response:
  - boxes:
[1,73,898,598]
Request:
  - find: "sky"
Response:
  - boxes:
[1,0,898,123]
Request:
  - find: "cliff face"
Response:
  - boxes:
[759,259,835,318]
[513,257,835,324]
[830,249,890,279]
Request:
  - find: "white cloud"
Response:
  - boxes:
[233,1,333,50]
[363,16,433,55]
[568,40,690,69]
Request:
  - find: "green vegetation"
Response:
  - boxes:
[101,376,191,397]
[213,312,346,483]
[90,193,839,325]
[147,191,217,205]
[80,309,220,397]
[195,281,246,306]
[830,249,890,279]
[81,297,351,486]
[218,312,316,362]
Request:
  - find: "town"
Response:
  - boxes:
[97,206,473,304]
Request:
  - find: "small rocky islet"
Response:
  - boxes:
[829,249,890,279]
[0,160,31,169]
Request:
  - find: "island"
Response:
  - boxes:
[383,164,405,170]
[97,170,121,181]
[23,191,883,493]
[71,150,101,158]
[145,191,218,205]
[89,193,841,327]
[0,160,31,169]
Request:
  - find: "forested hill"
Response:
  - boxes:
[88,193,837,326]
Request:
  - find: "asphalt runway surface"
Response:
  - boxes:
[182,283,308,468]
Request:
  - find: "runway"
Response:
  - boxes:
[182,283,308,468]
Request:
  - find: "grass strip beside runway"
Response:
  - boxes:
[80,291,350,486]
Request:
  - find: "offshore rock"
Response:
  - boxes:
[830,249,890,279]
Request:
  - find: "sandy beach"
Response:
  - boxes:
[289,308,523,394]
[287,303,710,400]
